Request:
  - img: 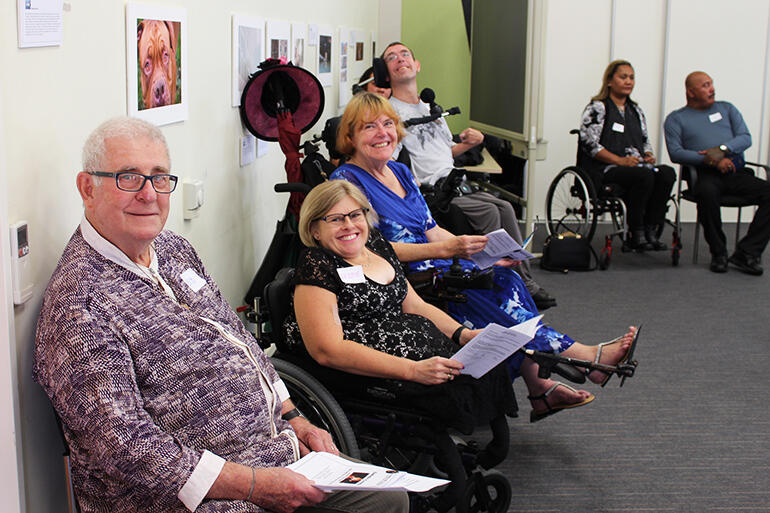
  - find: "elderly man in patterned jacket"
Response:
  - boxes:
[33,117,408,513]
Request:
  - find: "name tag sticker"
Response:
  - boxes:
[709,112,722,123]
[612,122,625,133]
[181,268,206,292]
[337,265,366,284]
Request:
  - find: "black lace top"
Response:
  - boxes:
[284,229,456,360]
[283,229,517,433]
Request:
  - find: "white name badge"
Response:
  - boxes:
[181,268,206,292]
[612,122,625,133]
[709,112,723,123]
[337,265,366,284]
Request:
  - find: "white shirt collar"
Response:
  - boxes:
[80,215,176,301]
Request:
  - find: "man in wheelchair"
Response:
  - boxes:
[382,42,557,310]
[33,117,408,513]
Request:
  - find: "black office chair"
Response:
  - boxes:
[676,163,769,264]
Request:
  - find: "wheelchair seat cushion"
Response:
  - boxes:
[282,229,516,433]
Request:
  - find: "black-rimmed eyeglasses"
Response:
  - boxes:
[86,171,178,193]
[315,207,369,225]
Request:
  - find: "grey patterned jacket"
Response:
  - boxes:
[579,99,654,161]
[34,228,297,512]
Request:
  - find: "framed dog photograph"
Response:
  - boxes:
[232,15,264,107]
[126,3,188,126]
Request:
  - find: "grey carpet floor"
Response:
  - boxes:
[473,224,770,513]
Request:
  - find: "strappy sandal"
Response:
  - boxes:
[590,327,640,387]
[528,382,595,423]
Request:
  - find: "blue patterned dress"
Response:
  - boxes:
[330,161,575,378]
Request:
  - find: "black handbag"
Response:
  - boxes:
[540,234,597,272]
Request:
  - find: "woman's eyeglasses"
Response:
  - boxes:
[316,207,369,225]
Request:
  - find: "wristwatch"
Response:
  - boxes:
[719,144,729,153]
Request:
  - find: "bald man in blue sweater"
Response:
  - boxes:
[665,71,770,275]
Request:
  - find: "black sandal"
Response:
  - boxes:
[528,382,595,423]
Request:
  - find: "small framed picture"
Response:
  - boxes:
[126,3,188,125]
[232,15,264,107]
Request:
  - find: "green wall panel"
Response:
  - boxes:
[400,0,471,133]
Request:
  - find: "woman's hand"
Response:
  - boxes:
[458,328,482,346]
[617,155,640,167]
[643,152,656,164]
[409,356,464,385]
[493,257,522,268]
[443,235,488,258]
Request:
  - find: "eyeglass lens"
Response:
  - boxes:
[325,208,366,224]
[117,172,177,192]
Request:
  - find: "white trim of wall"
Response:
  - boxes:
[758,5,770,167]
[656,0,673,161]
[609,0,617,61]
[0,70,25,513]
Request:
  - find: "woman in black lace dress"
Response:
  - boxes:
[283,180,516,438]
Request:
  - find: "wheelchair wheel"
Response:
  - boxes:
[459,471,512,513]
[546,166,598,240]
[271,358,360,459]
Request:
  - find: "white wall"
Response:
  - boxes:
[0,1,384,511]
[536,0,770,222]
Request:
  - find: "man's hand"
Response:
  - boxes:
[716,157,735,174]
[251,467,327,513]
[443,235,488,258]
[642,152,656,165]
[290,416,338,456]
[699,147,725,167]
[459,128,484,146]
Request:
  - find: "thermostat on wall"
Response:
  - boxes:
[10,221,33,305]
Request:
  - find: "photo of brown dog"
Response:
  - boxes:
[137,19,180,110]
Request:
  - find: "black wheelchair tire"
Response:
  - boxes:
[460,470,512,513]
[546,166,598,241]
[271,358,360,459]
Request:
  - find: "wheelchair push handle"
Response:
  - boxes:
[274,183,312,194]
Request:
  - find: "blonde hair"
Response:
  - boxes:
[592,60,635,102]
[335,92,405,157]
[298,180,378,248]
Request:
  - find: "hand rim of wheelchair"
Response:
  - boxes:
[546,166,599,240]
[270,357,361,459]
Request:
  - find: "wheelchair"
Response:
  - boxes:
[251,267,514,513]
[545,129,681,269]
[247,261,639,512]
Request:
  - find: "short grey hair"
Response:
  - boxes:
[81,116,170,173]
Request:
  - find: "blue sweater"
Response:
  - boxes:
[664,101,751,166]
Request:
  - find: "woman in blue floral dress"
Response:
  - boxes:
[328,93,638,422]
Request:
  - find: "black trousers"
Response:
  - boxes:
[691,166,770,258]
[603,165,676,230]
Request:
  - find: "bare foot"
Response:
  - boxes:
[587,326,636,384]
[528,379,593,413]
